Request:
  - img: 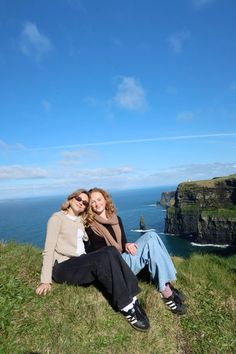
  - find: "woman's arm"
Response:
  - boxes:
[117,216,138,255]
[38,213,62,286]
[117,216,128,250]
[36,283,52,295]
[125,242,138,255]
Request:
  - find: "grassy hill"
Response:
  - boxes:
[0,242,236,354]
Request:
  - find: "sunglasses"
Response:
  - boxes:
[74,196,89,207]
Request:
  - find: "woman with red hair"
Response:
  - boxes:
[87,187,187,315]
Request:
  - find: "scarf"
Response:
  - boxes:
[90,213,122,253]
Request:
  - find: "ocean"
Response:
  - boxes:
[0,186,232,258]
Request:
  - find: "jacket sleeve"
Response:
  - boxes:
[40,213,62,284]
[118,216,128,250]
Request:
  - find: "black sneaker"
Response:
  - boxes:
[133,299,150,325]
[121,304,150,331]
[162,295,187,315]
[169,284,186,303]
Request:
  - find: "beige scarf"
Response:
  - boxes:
[91,214,122,253]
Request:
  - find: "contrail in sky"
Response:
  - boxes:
[27,132,236,151]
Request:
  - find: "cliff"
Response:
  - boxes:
[165,174,236,244]
[158,191,175,207]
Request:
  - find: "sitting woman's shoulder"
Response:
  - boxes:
[117,215,124,224]
[48,211,64,222]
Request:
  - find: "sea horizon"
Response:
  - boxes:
[1,185,235,258]
[0,184,177,202]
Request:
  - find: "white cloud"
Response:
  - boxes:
[0,162,235,199]
[19,22,53,62]
[79,166,133,178]
[148,162,236,186]
[76,162,236,190]
[62,150,88,160]
[167,30,190,54]
[59,149,98,167]
[0,165,48,180]
[23,132,236,151]
[0,180,72,199]
[0,140,25,152]
[0,164,135,198]
[50,165,134,180]
[113,76,148,112]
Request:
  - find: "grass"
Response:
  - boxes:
[201,207,236,219]
[167,206,236,219]
[167,206,175,217]
[178,173,236,189]
[167,204,199,216]
[1,242,236,354]
[180,205,199,214]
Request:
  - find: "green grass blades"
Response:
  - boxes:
[0,242,235,354]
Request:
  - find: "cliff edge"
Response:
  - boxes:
[158,191,175,207]
[164,174,236,245]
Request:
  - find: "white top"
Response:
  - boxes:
[66,214,86,256]
[76,228,86,256]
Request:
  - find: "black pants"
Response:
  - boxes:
[52,246,140,309]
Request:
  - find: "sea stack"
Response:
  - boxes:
[139,215,146,230]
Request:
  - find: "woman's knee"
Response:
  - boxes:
[137,231,158,245]
[104,245,119,257]
[145,231,159,239]
[141,232,164,252]
[146,231,164,244]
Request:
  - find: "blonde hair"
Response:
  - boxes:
[61,188,93,227]
[88,187,116,220]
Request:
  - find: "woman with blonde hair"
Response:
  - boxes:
[87,188,187,315]
[36,188,150,331]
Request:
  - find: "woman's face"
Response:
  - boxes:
[90,191,106,215]
[70,192,89,215]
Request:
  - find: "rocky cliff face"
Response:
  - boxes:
[165,174,236,245]
[159,191,175,207]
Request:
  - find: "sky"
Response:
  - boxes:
[0,0,236,199]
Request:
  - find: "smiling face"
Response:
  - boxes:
[90,191,107,216]
[69,192,89,216]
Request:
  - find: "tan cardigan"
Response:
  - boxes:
[40,211,88,284]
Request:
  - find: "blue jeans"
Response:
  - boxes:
[121,232,176,292]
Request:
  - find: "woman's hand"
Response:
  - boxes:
[125,243,138,256]
[36,283,52,296]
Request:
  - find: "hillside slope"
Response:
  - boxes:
[1,242,236,353]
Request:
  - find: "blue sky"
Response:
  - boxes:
[0,0,236,199]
